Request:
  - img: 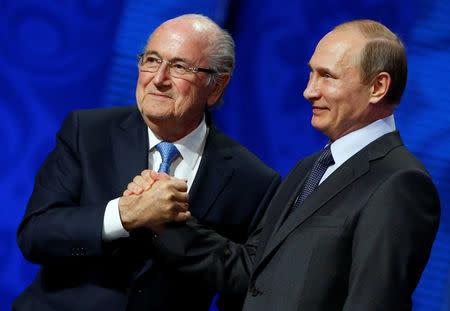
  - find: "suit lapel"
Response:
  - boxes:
[108,107,152,281]
[111,108,149,195]
[272,157,316,234]
[255,131,404,269]
[261,151,369,260]
[188,121,234,219]
[134,113,234,280]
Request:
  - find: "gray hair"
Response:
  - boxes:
[148,14,235,107]
[181,14,235,106]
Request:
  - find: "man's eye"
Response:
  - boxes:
[173,63,186,70]
[146,57,159,63]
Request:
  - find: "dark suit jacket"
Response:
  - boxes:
[13,105,281,311]
[153,131,440,311]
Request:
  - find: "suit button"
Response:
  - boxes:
[224,247,231,256]
[249,287,260,297]
[137,289,143,294]
[71,247,86,256]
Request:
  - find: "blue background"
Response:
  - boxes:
[1,0,449,310]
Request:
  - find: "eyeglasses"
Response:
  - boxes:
[137,54,217,76]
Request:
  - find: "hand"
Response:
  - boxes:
[123,170,161,196]
[119,171,190,233]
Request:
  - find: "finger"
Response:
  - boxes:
[123,189,134,196]
[128,181,144,195]
[133,175,151,191]
[172,211,191,222]
[179,202,189,212]
[171,191,189,203]
[169,176,188,185]
[154,171,170,181]
[170,202,189,213]
[149,170,160,180]
[141,170,156,184]
[181,201,190,211]
[169,179,189,192]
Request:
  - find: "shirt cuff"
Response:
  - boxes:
[102,197,130,241]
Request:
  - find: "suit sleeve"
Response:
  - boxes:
[17,111,108,264]
[343,169,440,311]
[153,172,281,298]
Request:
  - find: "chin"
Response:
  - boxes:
[141,103,172,117]
[311,119,330,135]
[146,113,174,122]
[311,117,322,130]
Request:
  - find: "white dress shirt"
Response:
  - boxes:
[320,115,396,184]
[102,115,209,240]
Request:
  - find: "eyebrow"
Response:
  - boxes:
[307,62,334,74]
[144,50,189,63]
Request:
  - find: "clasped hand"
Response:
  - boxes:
[118,170,190,234]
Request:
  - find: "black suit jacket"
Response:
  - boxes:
[153,131,440,311]
[13,105,281,311]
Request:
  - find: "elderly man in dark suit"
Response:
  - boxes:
[13,14,280,311]
[139,19,440,311]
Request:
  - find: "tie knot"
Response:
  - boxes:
[318,145,334,166]
[156,142,180,174]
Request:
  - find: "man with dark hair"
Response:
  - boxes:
[13,14,280,311]
[134,19,440,311]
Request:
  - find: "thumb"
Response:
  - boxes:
[173,211,191,222]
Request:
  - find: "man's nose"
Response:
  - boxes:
[303,77,320,100]
[152,62,171,86]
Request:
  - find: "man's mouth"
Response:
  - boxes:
[148,92,172,99]
[312,106,328,112]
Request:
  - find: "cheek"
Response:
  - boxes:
[136,77,145,100]
[137,73,152,91]
[324,83,348,111]
[171,77,209,114]
[174,80,198,105]
[324,82,342,100]
[176,89,198,115]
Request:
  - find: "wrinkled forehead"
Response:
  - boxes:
[146,19,213,61]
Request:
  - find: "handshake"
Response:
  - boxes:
[118,170,190,234]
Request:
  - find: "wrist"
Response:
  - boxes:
[118,196,140,231]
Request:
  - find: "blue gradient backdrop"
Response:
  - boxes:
[1,1,448,310]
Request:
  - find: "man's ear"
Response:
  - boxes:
[369,72,391,104]
[207,73,231,107]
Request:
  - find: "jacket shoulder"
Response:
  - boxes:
[57,105,141,152]
[70,105,138,127]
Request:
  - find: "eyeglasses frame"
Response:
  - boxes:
[136,53,217,75]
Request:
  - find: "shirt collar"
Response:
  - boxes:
[147,115,208,170]
[329,114,396,167]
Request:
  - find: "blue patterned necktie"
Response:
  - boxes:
[291,145,334,211]
[156,142,180,175]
